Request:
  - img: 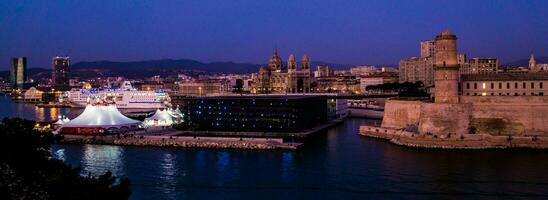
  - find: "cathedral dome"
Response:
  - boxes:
[268,49,283,70]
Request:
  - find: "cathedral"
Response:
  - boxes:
[252,49,312,93]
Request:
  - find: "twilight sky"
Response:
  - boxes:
[0,0,547,69]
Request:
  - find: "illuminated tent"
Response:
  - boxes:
[143,109,174,127]
[59,104,140,134]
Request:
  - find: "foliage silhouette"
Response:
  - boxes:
[0,118,131,200]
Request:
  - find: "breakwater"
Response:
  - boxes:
[61,134,301,150]
[359,126,548,149]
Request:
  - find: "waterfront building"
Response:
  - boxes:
[252,49,312,94]
[420,40,436,58]
[314,65,333,77]
[23,87,43,102]
[399,57,434,86]
[461,58,499,74]
[461,73,547,96]
[359,72,398,94]
[171,95,328,132]
[350,65,377,76]
[315,75,360,94]
[11,57,27,89]
[52,56,71,90]
[530,53,548,72]
[175,79,231,96]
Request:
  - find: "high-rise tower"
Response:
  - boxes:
[434,31,459,103]
[11,57,27,89]
[52,56,71,90]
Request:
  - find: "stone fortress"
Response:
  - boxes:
[361,31,548,148]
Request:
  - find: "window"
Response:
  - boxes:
[523,82,526,89]
[531,93,535,96]
[523,92,526,96]
[482,83,486,89]
[531,82,535,89]
[515,93,518,96]
[515,83,518,89]
[499,82,502,89]
[498,93,502,96]
[474,93,477,96]
[474,83,477,89]
[507,83,510,89]
[541,82,544,89]
[466,83,470,89]
[491,93,494,96]
[540,92,544,96]
[491,83,494,89]
[466,92,470,96]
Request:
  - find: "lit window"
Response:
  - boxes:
[482,83,486,89]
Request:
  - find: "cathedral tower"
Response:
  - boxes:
[288,54,296,72]
[434,31,459,103]
[301,54,310,70]
[529,53,536,71]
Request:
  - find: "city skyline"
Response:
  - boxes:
[1,0,547,70]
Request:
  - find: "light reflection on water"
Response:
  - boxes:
[158,152,177,199]
[50,119,548,200]
[0,95,152,122]
[81,144,125,177]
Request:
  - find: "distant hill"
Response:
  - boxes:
[504,56,548,67]
[0,58,351,80]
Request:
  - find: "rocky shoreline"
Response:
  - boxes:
[359,126,548,149]
[60,134,301,150]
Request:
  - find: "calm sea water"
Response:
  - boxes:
[2,95,548,199]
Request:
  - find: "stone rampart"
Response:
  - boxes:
[380,100,422,129]
[418,103,472,135]
[461,96,548,136]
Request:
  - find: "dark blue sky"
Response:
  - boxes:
[1,0,547,69]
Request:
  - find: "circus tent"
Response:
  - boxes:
[59,104,141,134]
[143,109,174,127]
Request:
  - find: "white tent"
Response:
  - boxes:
[143,109,174,127]
[61,104,141,129]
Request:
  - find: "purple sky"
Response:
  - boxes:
[0,0,547,69]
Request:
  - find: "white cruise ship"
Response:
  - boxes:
[65,81,169,109]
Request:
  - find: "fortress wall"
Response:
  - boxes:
[381,100,422,129]
[417,103,473,135]
[461,96,548,135]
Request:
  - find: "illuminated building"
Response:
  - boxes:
[461,73,548,96]
[11,57,27,89]
[171,95,328,132]
[252,49,312,93]
[52,56,71,90]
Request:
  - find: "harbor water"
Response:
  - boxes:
[2,95,548,199]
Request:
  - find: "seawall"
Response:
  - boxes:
[359,126,548,149]
[60,135,300,150]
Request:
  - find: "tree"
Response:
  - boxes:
[0,118,131,200]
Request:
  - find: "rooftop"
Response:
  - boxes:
[461,72,548,81]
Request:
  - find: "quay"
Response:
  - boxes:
[359,126,548,149]
[61,134,302,150]
[58,118,345,150]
